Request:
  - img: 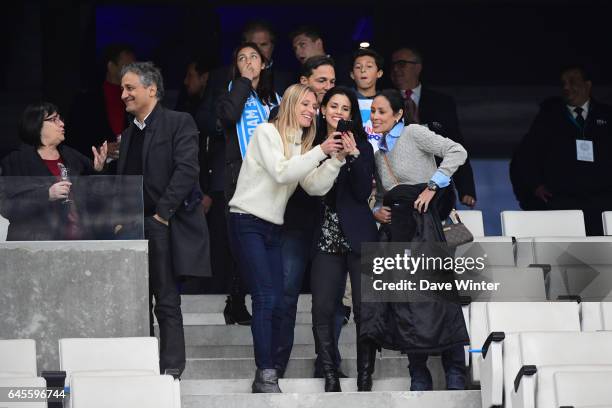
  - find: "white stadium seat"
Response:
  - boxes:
[507,332,612,408]
[456,210,485,237]
[554,370,612,408]
[0,214,8,241]
[59,337,160,380]
[526,237,612,300]
[0,377,47,408]
[602,211,612,236]
[59,337,179,408]
[581,302,612,331]
[0,340,47,408]
[471,301,574,385]
[71,374,180,408]
[500,210,586,238]
[0,339,37,377]
[477,302,581,406]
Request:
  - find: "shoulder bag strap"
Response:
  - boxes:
[382,152,400,187]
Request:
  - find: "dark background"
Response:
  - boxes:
[1,0,611,158]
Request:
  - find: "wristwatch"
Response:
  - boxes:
[427,180,439,191]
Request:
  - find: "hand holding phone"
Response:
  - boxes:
[336,119,353,134]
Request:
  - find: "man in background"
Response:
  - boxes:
[511,64,612,235]
[68,43,136,167]
[390,46,477,209]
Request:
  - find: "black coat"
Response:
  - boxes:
[360,184,469,353]
[509,97,612,235]
[419,87,476,200]
[197,65,291,199]
[314,137,378,254]
[0,143,98,240]
[116,104,211,278]
[511,97,612,201]
[216,76,281,201]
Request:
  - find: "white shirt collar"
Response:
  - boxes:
[402,83,422,106]
[411,83,422,105]
[133,110,153,130]
[567,99,590,119]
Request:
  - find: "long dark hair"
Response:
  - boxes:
[231,42,275,105]
[315,86,367,145]
[19,102,60,147]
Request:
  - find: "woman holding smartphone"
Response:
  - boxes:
[309,87,378,392]
[228,84,345,393]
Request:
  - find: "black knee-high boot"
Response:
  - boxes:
[357,337,377,391]
[313,325,341,392]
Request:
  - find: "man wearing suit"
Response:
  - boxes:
[117,62,211,375]
[510,65,612,235]
[390,47,477,208]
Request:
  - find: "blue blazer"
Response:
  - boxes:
[316,136,379,254]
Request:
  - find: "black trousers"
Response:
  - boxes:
[145,216,186,375]
[311,251,362,366]
[205,191,237,293]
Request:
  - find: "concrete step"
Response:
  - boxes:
[179,323,357,346]
[181,390,481,408]
[182,356,445,387]
[181,377,413,394]
[180,294,315,314]
[157,311,314,326]
[184,344,403,359]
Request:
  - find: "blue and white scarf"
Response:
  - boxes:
[230,81,280,159]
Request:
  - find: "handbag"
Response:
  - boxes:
[443,209,474,248]
[382,153,473,247]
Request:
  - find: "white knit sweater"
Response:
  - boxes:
[229,122,345,225]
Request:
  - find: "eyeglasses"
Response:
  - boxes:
[44,115,64,125]
[391,60,420,68]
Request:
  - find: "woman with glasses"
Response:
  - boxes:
[217,42,279,325]
[0,102,107,240]
[363,89,470,391]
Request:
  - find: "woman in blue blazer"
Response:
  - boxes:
[310,86,378,392]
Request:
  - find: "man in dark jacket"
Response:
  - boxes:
[117,62,211,375]
[510,65,612,235]
[67,44,136,169]
[390,46,477,209]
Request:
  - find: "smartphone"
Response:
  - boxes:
[336,119,353,134]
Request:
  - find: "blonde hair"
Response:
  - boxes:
[271,83,317,158]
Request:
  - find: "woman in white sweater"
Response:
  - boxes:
[228,83,348,393]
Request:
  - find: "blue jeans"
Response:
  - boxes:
[408,345,466,390]
[276,228,311,372]
[229,212,283,369]
[276,228,346,373]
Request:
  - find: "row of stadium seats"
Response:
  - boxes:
[465,301,612,408]
[454,211,612,407]
[0,338,180,408]
[457,209,612,238]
